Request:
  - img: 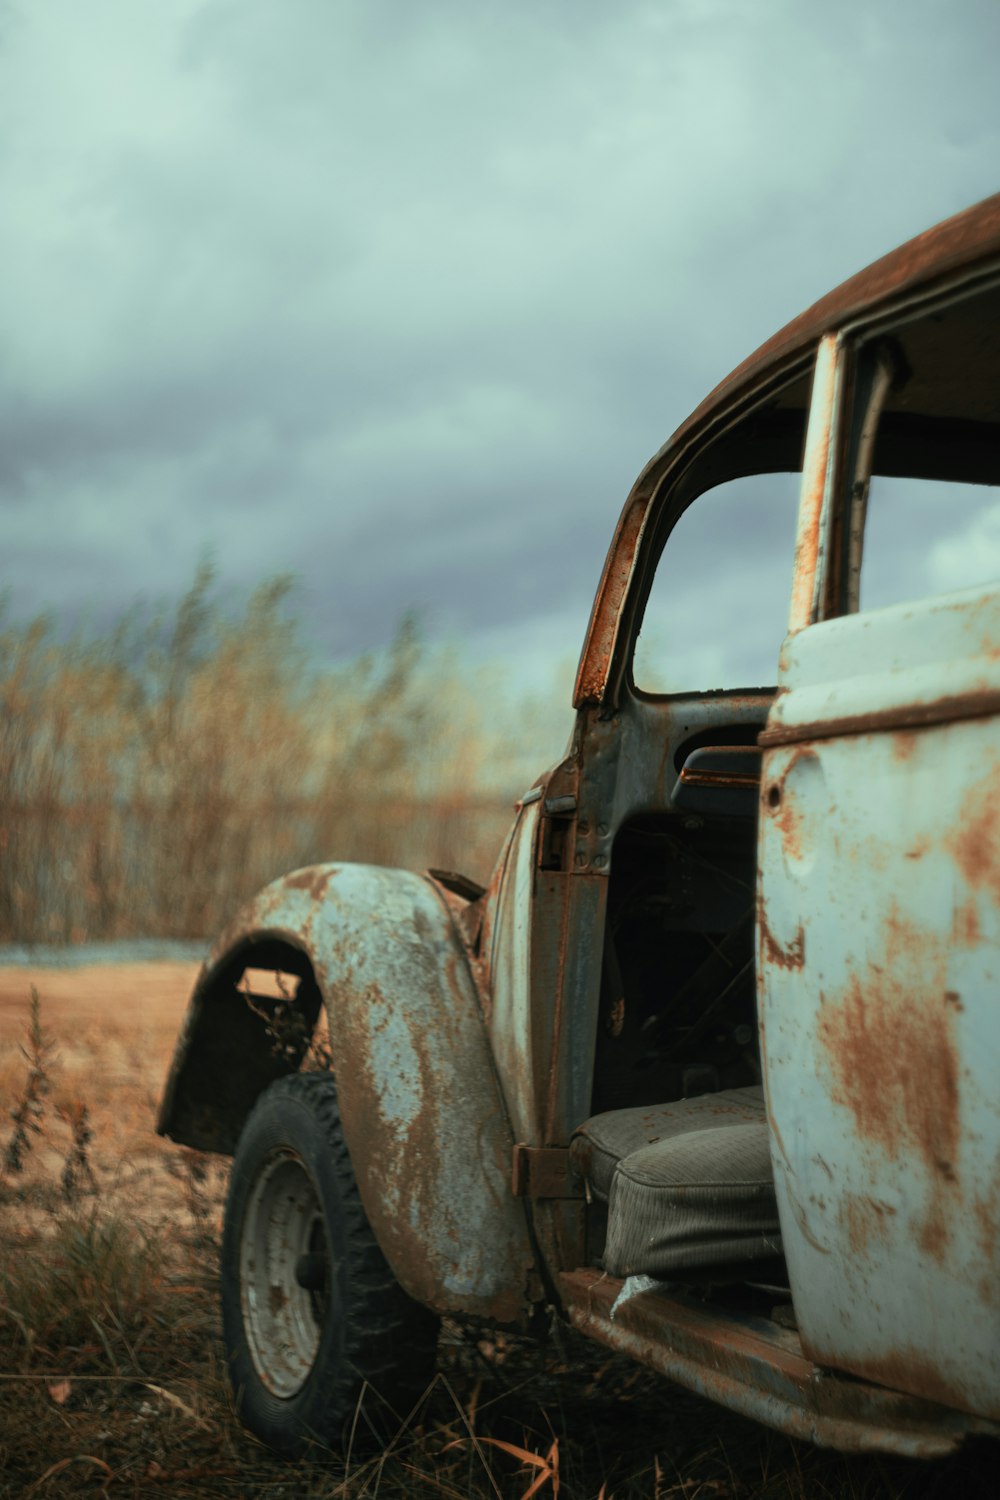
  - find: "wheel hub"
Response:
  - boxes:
[239,1149,332,1398]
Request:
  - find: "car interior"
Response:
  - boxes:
[571,696,787,1300]
[566,370,813,1302]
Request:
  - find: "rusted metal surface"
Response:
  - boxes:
[510,1144,582,1199]
[575,195,1000,708]
[425,867,487,902]
[574,493,653,707]
[560,1269,999,1456]
[759,686,1000,747]
[756,891,805,974]
[788,333,841,634]
[663,193,1000,490]
[160,862,535,1323]
[678,768,759,789]
[759,584,1000,1421]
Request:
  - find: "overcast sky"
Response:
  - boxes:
[2,0,999,712]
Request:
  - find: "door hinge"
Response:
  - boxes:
[511,1144,584,1199]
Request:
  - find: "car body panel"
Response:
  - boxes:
[759,587,1000,1421]
[158,863,535,1322]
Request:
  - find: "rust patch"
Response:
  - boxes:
[918,1196,952,1263]
[282,867,336,901]
[574,493,649,707]
[328,885,532,1324]
[773,785,804,865]
[757,894,805,972]
[818,972,959,1175]
[948,771,1000,907]
[953,897,981,946]
[842,1194,897,1258]
[892,731,918,762]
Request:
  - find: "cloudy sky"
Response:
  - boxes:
[2,0,999,709]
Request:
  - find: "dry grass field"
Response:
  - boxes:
[0,962,995,1500]
[0,574,534,949]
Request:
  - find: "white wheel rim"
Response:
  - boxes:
[239,1149,331,1398]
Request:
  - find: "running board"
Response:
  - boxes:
[558,1268,999,1458]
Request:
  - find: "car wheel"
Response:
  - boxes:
[220,1071,439,1454]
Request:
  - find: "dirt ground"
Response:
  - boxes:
[0,959,199,1051]
[0,961,203,1225]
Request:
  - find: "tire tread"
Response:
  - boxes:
[221,1070,439,1453]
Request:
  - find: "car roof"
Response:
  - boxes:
[651,191,1000,477]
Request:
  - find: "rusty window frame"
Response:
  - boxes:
[801,264,1000,630]
[610,364,816,709]
[574,359,816,712]
[792,333,898,630]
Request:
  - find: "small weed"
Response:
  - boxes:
[165,1146,224,1253]
[56,1097,98,1202]
[1,986,55,1177]
[238,966,334,1073]
[238,967,313,1067]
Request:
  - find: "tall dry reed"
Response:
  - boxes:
[0,567,558,944]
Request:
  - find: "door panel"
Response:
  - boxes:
[759,585,1000,1419]
[488,798,542,1146]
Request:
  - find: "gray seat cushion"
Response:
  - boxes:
[570,1085,769,1202]
[571,1086,782,1277]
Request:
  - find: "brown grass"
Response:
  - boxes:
[1,974,996,1499]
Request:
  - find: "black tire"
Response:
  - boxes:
[220,1072,440,1454]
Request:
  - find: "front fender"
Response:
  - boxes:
[157,863,535,1322]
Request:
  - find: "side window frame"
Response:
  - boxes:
[615,367,816,705]
[629,470,805,698]
[800,269,1000,634]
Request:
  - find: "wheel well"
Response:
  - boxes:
[159,937,325,1154]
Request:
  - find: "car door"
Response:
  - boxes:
[758,281,1000,1420]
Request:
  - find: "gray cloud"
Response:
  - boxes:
[2,0,999,691]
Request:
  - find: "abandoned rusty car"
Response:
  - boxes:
[159,195,1000,1457]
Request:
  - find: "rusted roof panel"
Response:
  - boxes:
[652,192,1000,477]
[575,194,1000,708]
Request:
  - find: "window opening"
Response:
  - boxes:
[633,472,801,694]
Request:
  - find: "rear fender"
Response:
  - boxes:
[157,863,535,1322]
